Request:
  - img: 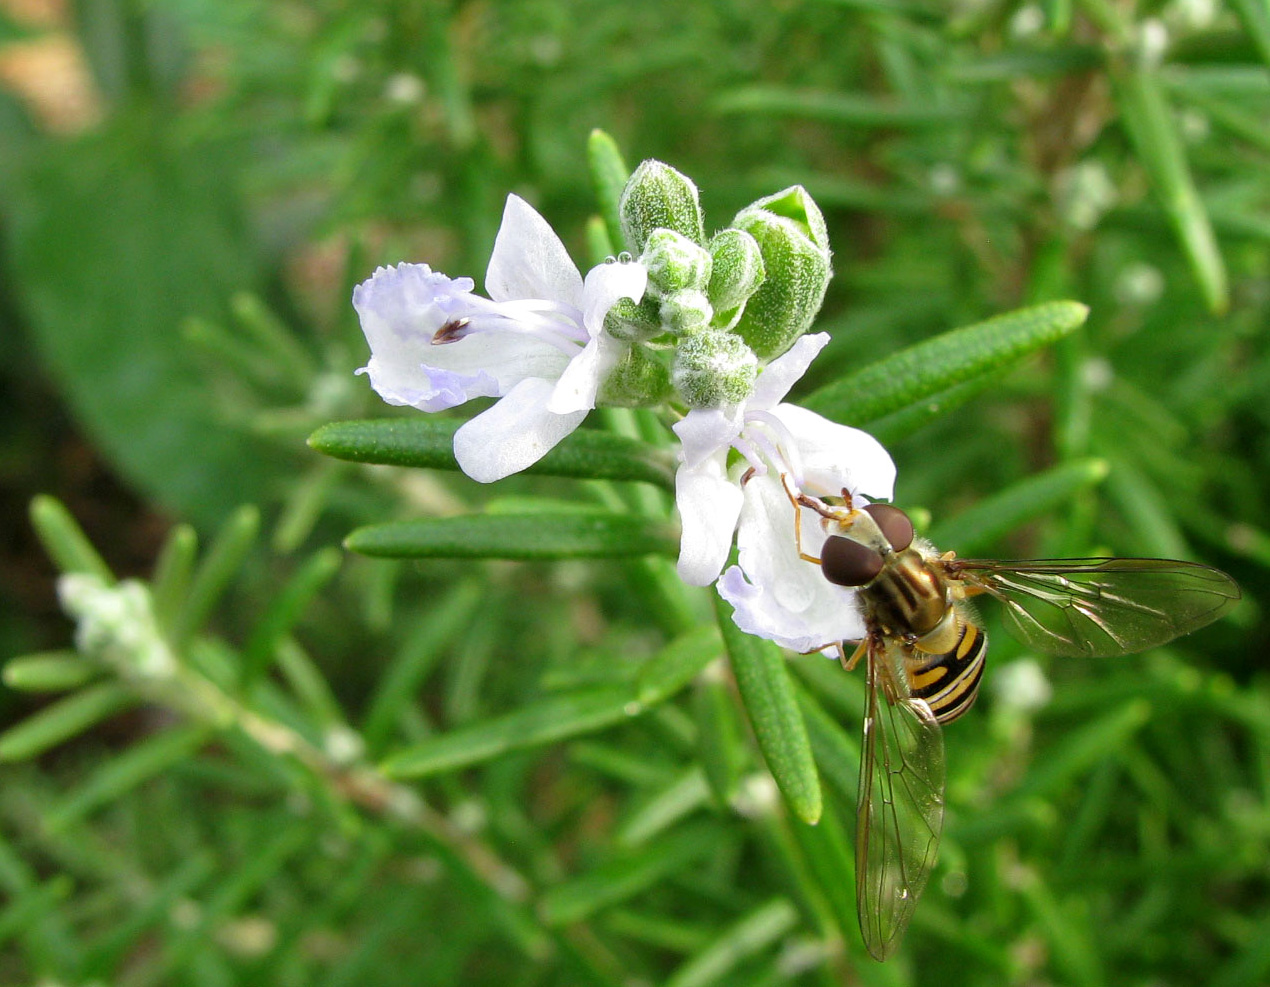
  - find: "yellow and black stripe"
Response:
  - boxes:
[905,621,987,724]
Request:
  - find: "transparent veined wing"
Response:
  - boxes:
[950,558,1240,658]
[856,639,945,961]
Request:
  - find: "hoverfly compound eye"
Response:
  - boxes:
[863,503,914,552]
[821,535,885,587]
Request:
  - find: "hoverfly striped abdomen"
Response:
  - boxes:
[905,619,987,724]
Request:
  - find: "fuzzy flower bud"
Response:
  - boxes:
[659,289,713,336]
[672,330,758,408]
[603,295,663,342]
[730,186,831,360]
[707,228,766,321]
[642,228,713,297]
[598,345,672,406]
[58,574,176,680]
[619,160,706,253]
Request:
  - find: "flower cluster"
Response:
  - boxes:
[353,160,895,652]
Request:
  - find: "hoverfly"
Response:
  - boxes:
[782,478,1240,961]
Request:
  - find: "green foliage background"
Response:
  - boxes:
[2,0,1269,984]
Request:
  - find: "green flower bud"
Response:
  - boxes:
[642,228,712,297]
[706,228,765,314]
[730,185,831,360]
[603,295,663,342]
[659,289,713,336]
[599,345,672,406]
[619,160,706,252]
[672,331,758,408]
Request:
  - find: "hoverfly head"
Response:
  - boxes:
[820,503,915,587]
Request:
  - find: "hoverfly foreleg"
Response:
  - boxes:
[781,473,827,565]
[841,640,867,672]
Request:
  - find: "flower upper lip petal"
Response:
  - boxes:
[748,332,831,410]
[485,194,585,307]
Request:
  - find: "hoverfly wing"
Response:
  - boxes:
[857,639,945,961]
[951,558,1240,658]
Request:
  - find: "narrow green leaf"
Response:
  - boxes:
[362,580,484,753]
[382,686,635,778]
[309,419,676,491]
[635,624,722,706]
[925,458,1110,555]
[585,215,615,268]
[150,523,197,635]
[794,685,861,808]
[803,301,1089,425]
[45,725,211,831]
[241,546,342,687]
[616,767,712,846]
[944,45,1102,82]
[587,129,630,253]
[693,671,748,807]
[0,683,135,762]
[176,505,260,645]
[784,794,857,942]
[2,652,100,692]
[230,291,317,387]
[714,87,966,127]
[273,638,346,728]
[347,512,678,560]
[1230,0,1270,71]
[539,821,723,925]
[865,375,998,446]
[29,496,113,582]
[714,593,822,824]
[1113,64,1228,314]
[664,898,799,987]
[1102,458,1190,560]
[1016,700,1152,802]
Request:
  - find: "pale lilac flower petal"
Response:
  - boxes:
[675,453,744,586]
[453,377,586,483]
[718,472,868,651]
[749,332,831,409]
[771,403,896,501]
[485,195,584,307]
[548,333,623,415]
[354,262,571,410]
[673,407,745,471]
[580,260,648,338]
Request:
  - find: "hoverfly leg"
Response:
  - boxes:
[841,640,867,672]
[781,473,825,565]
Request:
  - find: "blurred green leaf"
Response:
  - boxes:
[714,86,965,127]
[539,821,723,925]
[309,418,677,491]
[925,458,1109,554]
[29,495,114,582]
[2,652,100,693]
[0,684,136,762]
[346,511,678,560]
[241,547,342,688]
[1,116,283,525]
[714,593,822,825]
[175,505,260,646]
[1113,65,1228,314]
[1230,0,1270,70]
[45,725,212,831]
[588,129,630,254]
[803,301,1089,426]
[663,897,799,987]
